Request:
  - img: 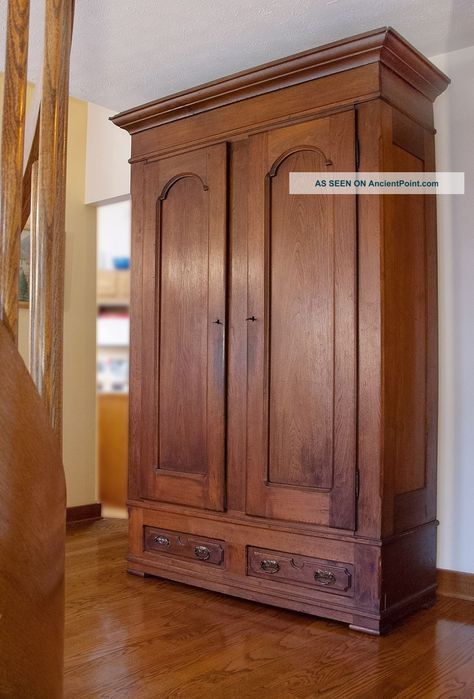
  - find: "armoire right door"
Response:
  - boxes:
[245,111,357,529]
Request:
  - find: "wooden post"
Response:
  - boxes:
[31,0,73,440]
[0,0,30,342]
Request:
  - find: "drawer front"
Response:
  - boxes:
[144,526,224,566]
[248,547,353,597]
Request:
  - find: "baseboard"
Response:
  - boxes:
[66,503,102,524]
[437,568,474,602]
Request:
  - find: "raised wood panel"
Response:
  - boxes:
[246,112,357,528]
[139,144,228,511]
[388,146,427,495]
[382,106,438,534]
[159,176,210,475]
[268,149,334,489]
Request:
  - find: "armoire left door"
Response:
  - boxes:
[245,112,357,529]
[135,143,227,511]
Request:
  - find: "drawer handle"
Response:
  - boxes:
[154,535,170,547]
[260,559,280,574]
[314,569,336,586]
[194,545,211,561]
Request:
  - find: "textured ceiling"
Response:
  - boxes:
[0,0,473,112]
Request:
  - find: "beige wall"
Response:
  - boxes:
[61,96,97,507]
[0,75,97,507]
[85,101,130,204]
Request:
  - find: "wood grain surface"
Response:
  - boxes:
[0,322,65,698]
[30,0,73,439]
[438,569,474,603]
[112,27,449,135]
[245,112,356,529]
[0,0,29,341]
[64,519,474,699]
[136,144,227,512]
[120,30,449,636]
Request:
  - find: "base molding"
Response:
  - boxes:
[66,503,102,524]
[437,568,474,602]
[126,556,438,636]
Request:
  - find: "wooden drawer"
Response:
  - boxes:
[144,526,225,566]
[247,547,353,597]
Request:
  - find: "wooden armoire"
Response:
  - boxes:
[112,27,449,634]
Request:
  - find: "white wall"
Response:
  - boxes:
[431,45,474,573]
[85,101,131,204]
[97,199,131,270]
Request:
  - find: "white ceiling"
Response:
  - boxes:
[1,0,473,112]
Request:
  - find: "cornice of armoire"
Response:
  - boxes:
[111,26,450,135]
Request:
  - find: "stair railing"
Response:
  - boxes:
[0,2,75,696]
[0,0,73,439]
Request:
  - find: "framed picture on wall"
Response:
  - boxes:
[19,228,30,307]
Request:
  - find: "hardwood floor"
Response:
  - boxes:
[65,520,474,698]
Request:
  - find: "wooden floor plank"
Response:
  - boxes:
[64,520,474,699]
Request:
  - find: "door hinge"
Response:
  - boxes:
[355,137,360,170]
[355,469,360,500]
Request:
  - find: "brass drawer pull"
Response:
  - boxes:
[194,545,211,561]
[154,535,170,547]
[260,559,280,574]
[314,569,336,586]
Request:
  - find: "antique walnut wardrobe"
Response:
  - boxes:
[112,27,449,634]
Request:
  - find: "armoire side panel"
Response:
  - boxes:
[388,145,427,496]
[139,144,228,511]
[382,107,438,535]
[246,112,357,528]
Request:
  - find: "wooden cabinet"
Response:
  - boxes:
[112,27,449,634]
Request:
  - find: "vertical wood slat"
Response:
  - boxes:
[30,0,73,440]
[21,82,41,230]
[0,0,30,341]
[29,159,38,369]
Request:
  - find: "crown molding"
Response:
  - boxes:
[111,27,450,135]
